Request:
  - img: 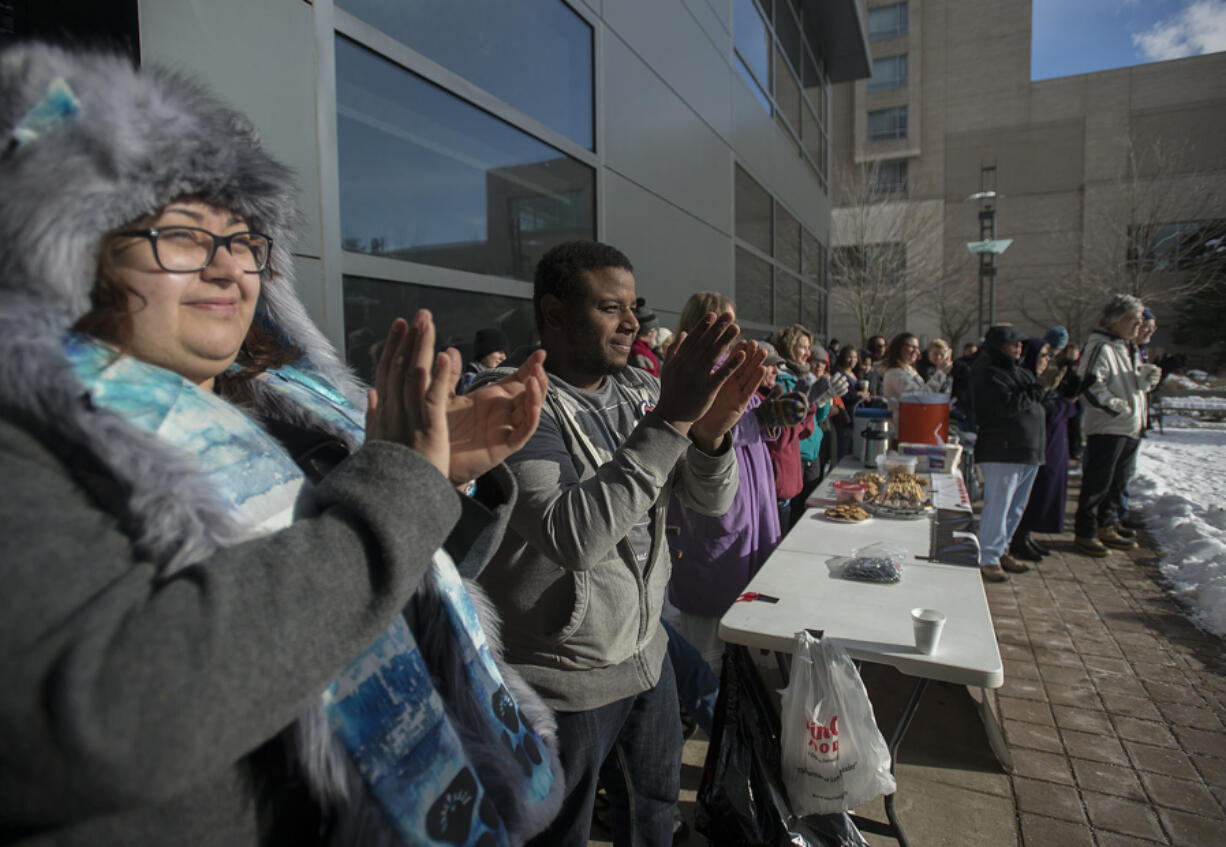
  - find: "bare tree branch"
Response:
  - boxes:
[830,160,971,346]
[1082,135,1226,308]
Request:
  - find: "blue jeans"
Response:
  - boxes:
[527,656,682,846]
[777,498,792,535]
[662,619,718,736]
[978,463,1039,566]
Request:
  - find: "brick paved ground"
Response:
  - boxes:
[591,480,1226,846]
[988,521,1226,847]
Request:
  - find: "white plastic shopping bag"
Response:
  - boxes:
[779,630,897,815]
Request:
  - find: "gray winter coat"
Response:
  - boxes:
[0,420,469,845]
[0,43,562,846]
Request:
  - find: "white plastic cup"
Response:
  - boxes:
[911,608,946,654]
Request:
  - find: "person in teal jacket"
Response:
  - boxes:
[772,325,848,529]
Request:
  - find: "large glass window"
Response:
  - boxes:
[775,206,801,273]
[871,159,909,195]
[1,0,139,60]
[733,0,772,95]
[735,166,828,333]
[868,54,908,92]
[867,106,908,141]
[736,247,774,324]
[732,0,829,186]
[338,0,593,148]
[735,164,773,255]
[1127,219,1226,271]
[867,3,908,42]
[335,36,595,282]
[343,276,535,383]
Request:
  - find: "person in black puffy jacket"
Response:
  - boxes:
[971,325,1052,582]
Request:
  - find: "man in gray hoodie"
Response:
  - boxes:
[474,241,764,845]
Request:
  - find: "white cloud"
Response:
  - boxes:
[1132,0,1226,61]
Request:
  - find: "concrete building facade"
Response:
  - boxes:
[831,0,1226,351]
[4,0,872,376]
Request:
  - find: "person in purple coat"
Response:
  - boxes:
[1013,337,1080,560]
[665,292,782,674]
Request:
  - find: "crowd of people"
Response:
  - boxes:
[0,44,1170,847]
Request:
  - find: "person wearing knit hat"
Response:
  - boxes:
[473,326,510,367]
[0,43,560,845]
[457,326,511,392]
[1043,325,1069,354]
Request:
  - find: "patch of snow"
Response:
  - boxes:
[1131,427,1226,638]
[1162,374,1201,390]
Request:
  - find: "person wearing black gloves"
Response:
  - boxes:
[971,325,1050,582]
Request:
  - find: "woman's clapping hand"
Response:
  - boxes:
[445,350,547,486]
[366,311,455,478]
[366,310,547,484]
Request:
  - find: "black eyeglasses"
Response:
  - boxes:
[115,226,272,273]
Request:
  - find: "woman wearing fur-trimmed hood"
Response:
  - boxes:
[0,43,562,846]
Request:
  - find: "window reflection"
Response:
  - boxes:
[775,205,800,273]
[343,276,536,384]
[735,165,773,255]
[733,0,772,93]
[775,270,800,324]
[335,36,595,282]
[735,165,828,331]
[736,247,773,324]
[338,0,593,148]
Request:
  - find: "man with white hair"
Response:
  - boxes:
[1074,294,1161,556]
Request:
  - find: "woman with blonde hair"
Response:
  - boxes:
[771,324,849,521]
[916,338,953,383]
[677,290,734,339]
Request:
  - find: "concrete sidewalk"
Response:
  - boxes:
[593,499,1226,846]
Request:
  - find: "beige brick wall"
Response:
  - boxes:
[832,0,1226,344]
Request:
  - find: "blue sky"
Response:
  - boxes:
[1031,0,1226,80]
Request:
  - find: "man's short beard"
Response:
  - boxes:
[575,348,627,379]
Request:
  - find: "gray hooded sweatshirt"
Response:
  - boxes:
[473,362,738,712]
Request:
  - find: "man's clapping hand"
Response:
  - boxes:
[655,312,744,447]
[446,351,547,486]
[690,341,769,451]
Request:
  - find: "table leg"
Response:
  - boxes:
[849,676,929,847]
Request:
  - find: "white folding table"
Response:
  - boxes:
[718,457,1003,846]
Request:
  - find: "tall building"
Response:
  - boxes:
[4,0,871,373]
[830,0,1226,351]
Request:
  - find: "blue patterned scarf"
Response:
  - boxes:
[65,335,555,845]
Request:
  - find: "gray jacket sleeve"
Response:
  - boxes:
[504,409,736,572]
[0,420,463,824]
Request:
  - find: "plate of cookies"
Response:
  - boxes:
[823,503,870,523]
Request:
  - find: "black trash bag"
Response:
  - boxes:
[696,645,868,847]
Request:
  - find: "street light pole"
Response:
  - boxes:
[967,164,1011,337]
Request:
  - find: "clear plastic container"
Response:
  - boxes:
[833,480,868,503]
[877,451,918,476]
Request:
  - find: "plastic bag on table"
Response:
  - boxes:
[697,644,867,847]
[842,542,907,583]
[780,631,897,816]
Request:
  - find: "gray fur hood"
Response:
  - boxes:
[0,41,360,403]
[0,44,564,845]
[0,43,363,570]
